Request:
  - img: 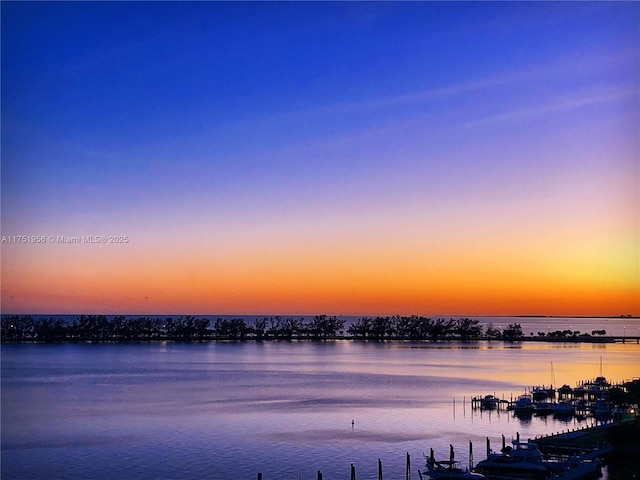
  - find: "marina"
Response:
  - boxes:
[471,360,638,425]
[416,418,628,480]
[281,419,629,479]
[427,372,638,480]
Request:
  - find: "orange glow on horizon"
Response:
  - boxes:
[2,218,637,316]
[2,250,637,316]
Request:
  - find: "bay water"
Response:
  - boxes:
[2,335,639,479]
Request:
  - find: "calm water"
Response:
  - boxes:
[2,340,639,480]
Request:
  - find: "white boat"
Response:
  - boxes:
[473,441,551,480]
[421,447,485,480]
[474,439,604,480]
[508,395,535,413]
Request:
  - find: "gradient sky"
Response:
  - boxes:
[1,2,638,316]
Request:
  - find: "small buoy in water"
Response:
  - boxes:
[352,419,355,428]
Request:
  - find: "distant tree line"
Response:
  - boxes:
[347,317,526,341]
[348,316,492,341]
[534,329,607,339]
[0,315,210,342]
[214,315,346,341]
[0,314,529,343]
[0,314,348,342]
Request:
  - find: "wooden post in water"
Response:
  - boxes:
[406,452,411,480]
[469,440,473,471]
[502,434,505,450]
[378,458,383,480]
[257,474,262,480]
[516,432,520,443]
[486,437,491,457]
[350,463,356,480]
[317,470,322,480]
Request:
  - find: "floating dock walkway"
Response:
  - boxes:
[531,421,618,457]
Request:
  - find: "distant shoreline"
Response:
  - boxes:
[3,335,635,345]
[2,314,638,344]
[2,313,638,319]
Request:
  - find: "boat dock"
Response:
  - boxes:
[531,421,616,457]
[469,376,640,421]
[252,419,636,479]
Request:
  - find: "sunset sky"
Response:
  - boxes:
[1,2,638,316]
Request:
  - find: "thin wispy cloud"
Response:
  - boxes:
[223,51,637,167]
[260,49,638,124]
[161,49,637,165]
[464,87,638,127]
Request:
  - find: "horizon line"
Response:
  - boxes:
[1,312,637,320]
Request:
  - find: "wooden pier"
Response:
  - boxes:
[530,422,618,451]
[470,394,510,410]
[531,419,623,456]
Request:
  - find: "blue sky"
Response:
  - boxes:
[2,2,638,315]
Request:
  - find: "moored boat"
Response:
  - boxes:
[531,386,555,402]
[421,446,485,480]
[507,395,535,413]
[474,439,605,480]
[481,395,499,410]
[473,441,550,479]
